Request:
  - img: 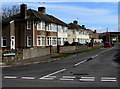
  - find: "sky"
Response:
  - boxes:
[1,1,119,33]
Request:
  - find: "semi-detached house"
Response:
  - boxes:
[2,4,68,50]
[68,21,90,44]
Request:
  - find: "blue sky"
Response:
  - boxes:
[2,2,118,33]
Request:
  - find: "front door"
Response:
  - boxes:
[11,36,15,50]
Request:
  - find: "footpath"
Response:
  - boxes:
[0,47,101,68]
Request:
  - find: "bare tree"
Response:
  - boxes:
[2,5,20,19]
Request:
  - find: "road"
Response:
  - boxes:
[2,44,119,88]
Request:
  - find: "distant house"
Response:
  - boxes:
[2,4,68,50]
[68,21,90,44]
[87,29,102,43]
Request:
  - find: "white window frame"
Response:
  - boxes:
[1,37,7,47]
[37,35,45,46]
[27,36,32,47]
[37,21,45,30]
[27,21,31,29]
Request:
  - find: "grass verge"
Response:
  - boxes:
[51,46,103,59]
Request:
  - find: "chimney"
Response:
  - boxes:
[20,4,27,19]
[82,25,85,28]
[38,7,46,14]
[94,30,97,33]
[73,20,78,25]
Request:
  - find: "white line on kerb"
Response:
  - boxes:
[4,76,17,79]
[21,77,35,80]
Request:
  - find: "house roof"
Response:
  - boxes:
[68,23,82,29]
[2,8,68,26]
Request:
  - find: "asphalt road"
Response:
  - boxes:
[2,44,119,88]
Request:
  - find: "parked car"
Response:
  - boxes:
[70,42,83,46]
[103,42,112,47]
[110,41,114,46]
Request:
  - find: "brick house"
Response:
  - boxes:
[2,4,68,50]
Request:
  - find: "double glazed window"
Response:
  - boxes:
[37,21,45,30]
[37,36,45,46]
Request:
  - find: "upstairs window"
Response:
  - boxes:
[2,37,7,47]
[37,21,45,30]
[27,21,31,29]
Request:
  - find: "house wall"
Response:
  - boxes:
[2,24,10,49]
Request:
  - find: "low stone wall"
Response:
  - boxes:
[76,45,88,50]
[23,47,50,60]
[59,46,76,53]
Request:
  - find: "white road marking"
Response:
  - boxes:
[101,77,116,80]
[21,77,35,80]
[74,60,87,66]
[79,79,95,81]
[62,76,76,79]
[81,77,95,79]
[101,80,116,82]
[101,77,116,82]
[39,69,66,80]
[39,77,54,80]
[60,78,74,81]
[4,76,17,79]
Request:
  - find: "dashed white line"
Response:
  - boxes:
[4,76,17,79]
[21,77,35,80]
[101,77,117,82]
[39,68,66,80]
[60,78,74,81]
[62,76,76,79]
[74,60,87,66]
[79,79,95,81]
[81,77,95,79]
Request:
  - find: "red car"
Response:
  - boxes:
[103,42,112,47]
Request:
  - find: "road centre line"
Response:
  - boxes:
[4,76,17,79]
[74,60,87,66]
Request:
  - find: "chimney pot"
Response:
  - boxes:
[38,7,46,14]
[73,20,78,25]
[82,25,85,28]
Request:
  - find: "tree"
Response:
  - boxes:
[2,5,20,19]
